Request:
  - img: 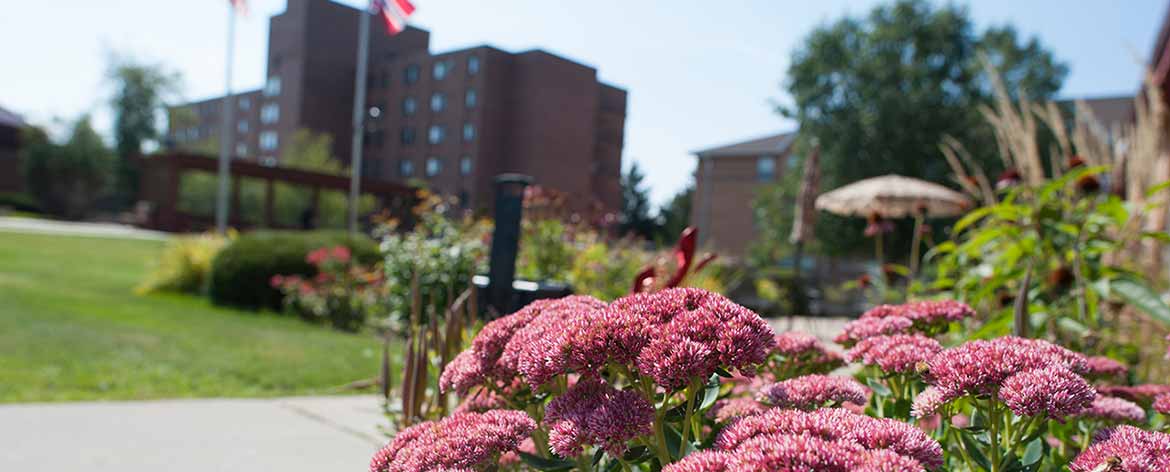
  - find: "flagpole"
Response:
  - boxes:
[215,4,237,235]
[347,4,372,234]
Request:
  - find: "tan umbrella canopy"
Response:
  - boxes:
[815,174,971,218]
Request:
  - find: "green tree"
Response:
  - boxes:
[22,116,116,219]
[767,0,1066,258]
[108,55,180,207]
[619,161,659,240]
[655,184,693,244]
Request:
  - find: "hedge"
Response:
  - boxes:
[208,230,380,310]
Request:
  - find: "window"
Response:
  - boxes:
[757,156,776,182]
[260,103,279,124]
[468,56,480,75]
[404,64,419,84]
[432,61,450,80]
[262,156,278,167]
[264,76,282,97]
[427,125,445,144]
[402,97,417,116]
[237,120,249,133]
[462,123,475,141]
[260,131,278,151]
[235,143,247,157]
[238,97,251,110]
[399,159,414,177]
[465,89,478,108]
[401,127,416,145]
[460,156,473,176]
[430,93,446,112]
[425,157,441,177]
[365,129,384,148]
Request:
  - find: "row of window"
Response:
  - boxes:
[393,123,475,146]
[398,55,480,86]
[399,156,474,178]
[375,89,477,118]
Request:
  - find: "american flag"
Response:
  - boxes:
[372,0,416,35]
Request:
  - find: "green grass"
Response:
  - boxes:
[0,231,384,402]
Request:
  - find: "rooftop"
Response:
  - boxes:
[693,131,797,158]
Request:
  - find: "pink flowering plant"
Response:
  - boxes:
[270,245,385,331]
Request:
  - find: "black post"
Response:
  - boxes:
[487,174,532,316]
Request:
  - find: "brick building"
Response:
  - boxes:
[168,0,625,213]
[691,131,798,258]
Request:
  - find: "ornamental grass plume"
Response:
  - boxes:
[834,316,915,345]
[1068,425,1170,472]
[1079,395,1147,424]
[713,407,943,469]
[759,374,870,410]
[997,365,1095,421]
[1154,393,1170,415]
[369,410,536,472]
[543,378,654,457]
[846,334,942,374]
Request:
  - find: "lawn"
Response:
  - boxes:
[0,231,384,402]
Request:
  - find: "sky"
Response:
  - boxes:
[1,0,1165,207]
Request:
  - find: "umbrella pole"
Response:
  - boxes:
[909,213,924,277]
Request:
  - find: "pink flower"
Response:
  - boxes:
[1097,384,1170,403]
[760,374,870,410]
[543,378,654,458]
[911,386,952,418]
[497,438,536,468]
[899,300,975,325]
[1080,395,1146,424]
[714,408,943,469]
[330,245,351,263]
[770,332,845,376]
[662,450,737,472]
[846,334,942,374]
[1069,425,1170,472]
[636,333,719,390]
[920,336,1087,402]
[439,349,490,396]
[1085,356,1129,381]
[453,388,510,414]
[834,316,915,345]
[369,410,536,472]
[707,397,768,423]
[729,433,867,471]
[1153,393,1170,415]
[998,366,1095,421]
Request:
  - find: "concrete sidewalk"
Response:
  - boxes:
[0,216,168,240]
[0,395,388,471]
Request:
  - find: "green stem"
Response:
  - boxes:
[988,400,1001,472]
[680,381,699,450]
[947,423,977,471]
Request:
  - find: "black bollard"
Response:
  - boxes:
[486,174,532,316]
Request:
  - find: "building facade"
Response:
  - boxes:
[690,132,797,258]
[168,0,625,213]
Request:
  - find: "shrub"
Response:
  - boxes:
[271,246,385,331]
[208,230,379,310]
[0,192,41,214]
[135,232,230,295]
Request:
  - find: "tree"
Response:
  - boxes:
[108,55,180,207]
[655,184,693,244]
[22,116,116,219]
[619,162,659,240]
[763,0,1066,258]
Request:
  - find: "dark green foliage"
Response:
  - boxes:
[21,117,116,219]
[656,185,693,245]
[769,0,1067,258]
[0,192,41,213]
[107,55,180,208]
[619,162,660,240]
[208,231,380,310]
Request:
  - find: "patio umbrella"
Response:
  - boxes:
[815,174,972,273]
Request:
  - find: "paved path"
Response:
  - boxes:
[0,216,168,240]
[0,395,388,471]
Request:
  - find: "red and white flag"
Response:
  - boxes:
[372,0,415,35]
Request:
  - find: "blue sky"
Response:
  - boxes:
[1,0,1164,207]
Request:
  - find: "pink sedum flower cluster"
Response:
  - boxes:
[369,410,536,472]
[1084,356,1129,380]
[769,331,845,375]
[837,300,974,346]
[707,396,768,423]
[1069,425,1170,472]
[1154,393,1170,415]
[1097,384,1170,403]
[1079,395,1147,424]
[912,336,1091,418]
[834,316,914,345]
[543,378,655,457]
[665,407,941,471]
[759,374,870,410]
[846,334,942,374]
